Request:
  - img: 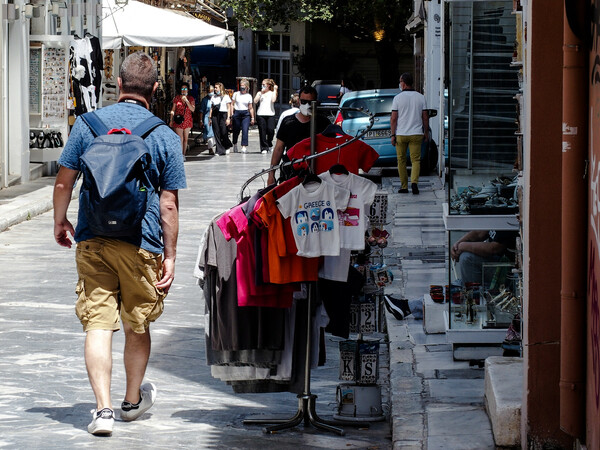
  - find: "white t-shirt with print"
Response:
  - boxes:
[318,172,378,250]
[277,181,350,257]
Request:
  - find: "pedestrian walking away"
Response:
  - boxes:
[52,51,187,437]
[199,84,215,154]
[169,81,195,158]
[390,72,428,195]
[254,78,278,154]
[267,85,330,185]
[209,82,233,156]
[231,79,255,153]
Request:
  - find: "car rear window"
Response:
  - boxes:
[316,85,341,104]
[342,96,395,119]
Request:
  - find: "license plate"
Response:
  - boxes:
[364,129,391,139]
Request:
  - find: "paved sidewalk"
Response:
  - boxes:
[0,135,497,448]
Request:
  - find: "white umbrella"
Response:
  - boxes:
[101,0,235,49]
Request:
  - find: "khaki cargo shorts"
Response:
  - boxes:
[74,237,166,334]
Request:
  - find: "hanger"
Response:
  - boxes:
[328,144,349,175]
[321,123,345,138]
[329,163,349,175]
[302,169,322,187]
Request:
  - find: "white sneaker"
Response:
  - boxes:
[88,408,114,435]
[233,144,238,153]
[120,383,157,422]
[225,149,230,154]
[241,146,247,153]
[261,149,267,154]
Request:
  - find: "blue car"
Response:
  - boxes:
[336,89,438,172]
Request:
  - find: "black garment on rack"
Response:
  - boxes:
[318,265,365,339]
[202,220,285,352]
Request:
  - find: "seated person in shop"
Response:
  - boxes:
[451,230,518,286]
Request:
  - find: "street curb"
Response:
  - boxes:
[386,310,426,449]
[0,198,54,233]
[0,186,78,233]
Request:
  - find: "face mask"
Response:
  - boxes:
[399,83,402,90]
[299,103,312,116]
[208,92,214,97]
[262,84,267,89]
[240,87,247,92]
[215,90,220,95]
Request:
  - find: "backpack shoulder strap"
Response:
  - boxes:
[131,116,166,139]
[80,111,109,137]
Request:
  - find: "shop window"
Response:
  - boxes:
[257,32,290,53]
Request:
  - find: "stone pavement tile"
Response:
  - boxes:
[427,379,485,404]
[391,393,424,416]
[427,434,495,450]
[414,350,471,378]
[391,362,414,378]
[393,442,423,450]
[426,404,492,436]
[391,377,423,395]
[391,413,425,443]
[389,349,413,365]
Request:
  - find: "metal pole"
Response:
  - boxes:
[310,100,316,172]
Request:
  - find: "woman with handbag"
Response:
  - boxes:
[254,78,278,154]
[169,82,195,157]
[208,82,233,156]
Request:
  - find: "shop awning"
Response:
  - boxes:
[101,0,235,50]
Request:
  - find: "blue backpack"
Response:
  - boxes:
[79,112,165,237]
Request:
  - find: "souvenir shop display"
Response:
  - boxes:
[29,44,68,124]
[29,41,69,162]
[196,106,387,435]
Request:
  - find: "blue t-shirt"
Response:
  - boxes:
[58,102,187,254]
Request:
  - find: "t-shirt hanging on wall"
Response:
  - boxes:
[70,34,103,116]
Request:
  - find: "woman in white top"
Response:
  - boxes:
[254,78,278,154]
[231,79,255,153]
[208,82,233,156]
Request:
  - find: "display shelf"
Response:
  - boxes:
[30,147,63,162]
[443,203,519,231]
[445,311,507,344]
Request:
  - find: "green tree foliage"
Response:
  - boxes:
[219,0,334,31]
[219,0,414,87]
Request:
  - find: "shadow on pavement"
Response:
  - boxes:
[26,403,93,432]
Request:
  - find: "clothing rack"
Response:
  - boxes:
[242,104,375,435]
[239,105,374,201]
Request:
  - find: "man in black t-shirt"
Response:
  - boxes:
[267,86,331,185]
[451,230,518,285]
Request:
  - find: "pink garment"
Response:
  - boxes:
[217,204,294,308]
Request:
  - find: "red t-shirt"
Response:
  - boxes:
[287,134,379,175]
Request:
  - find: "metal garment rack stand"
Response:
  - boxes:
[242,104,374,435]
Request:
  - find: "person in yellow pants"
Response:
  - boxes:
[390,73,429,195]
